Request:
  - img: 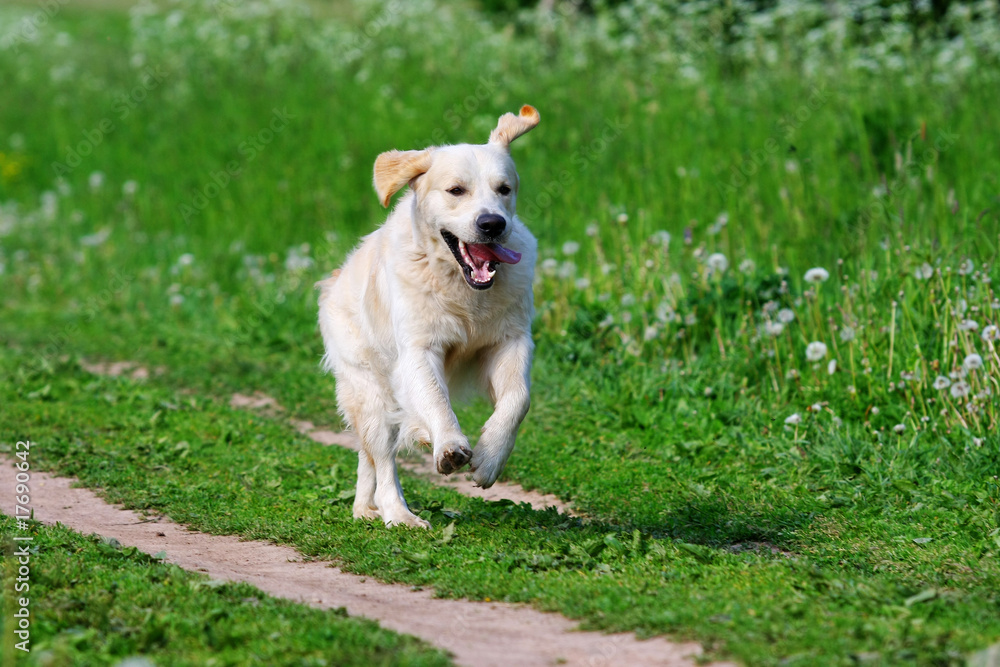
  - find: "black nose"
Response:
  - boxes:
[475,213,506,238]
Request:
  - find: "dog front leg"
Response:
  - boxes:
[470,335,532,488]
[395,348,472,475]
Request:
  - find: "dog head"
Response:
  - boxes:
[373,105,539,290]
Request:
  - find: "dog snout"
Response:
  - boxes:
[475,213,507,238]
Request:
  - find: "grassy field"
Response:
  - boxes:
[2,0,1000,665]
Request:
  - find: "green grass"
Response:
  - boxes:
[0,516,451,667]
[2,0,1000,665]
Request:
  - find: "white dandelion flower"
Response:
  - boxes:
[980,324,998,341]
[79,227,112,247]
[541,258,558,275]
[806,341,828,362]
[963,353,984,371]
[684,313,697,326]
[958,258,974,275]
[169,293,184,306]
[950,381,971,399]
[650,230,670,246]
[177,253,195,266]
[616,213,629,224]
[122,180,139,196]
[574,277,590,290]
[621,293,636,307]
[893,424,905,433]
[959,319,979,331]
[88,171,105,190]
[827,359,837,375]
[643,326,658,341]
[933,376,951,390]
[707,253,728,273]
[804,267,830,283]
[784,413,801,425]
[562,241,580,256]
[840,326,856,342]
[585,223,599,237]
[786,368,800,380]
[778,308,795,324]
[914,263,934,279]
[871,406,880,415]
[739,258,755,274]
[765,321,785,336]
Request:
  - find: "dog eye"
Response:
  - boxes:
[497,184,512,196]
[447,186,466,196]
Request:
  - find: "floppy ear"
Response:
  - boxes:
[373,149,434,208]
[489,105,540,153]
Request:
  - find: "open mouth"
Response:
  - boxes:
[441,230,522,290]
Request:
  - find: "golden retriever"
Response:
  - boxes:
[317,106,540,527]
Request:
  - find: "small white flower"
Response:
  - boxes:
[177,253,195,266]
[707,252,728,273]
[786,368,800,380]
[806,341,828,362]
[562,241,580,256]
[650,230,670,246]
[643,326,658,341]
[585,223,599,237]
[621,293,636,307]
[684,313,697,326]
[963,354,984,371]
[827,359,837,375]
[122,180,139,196]
[958,258,974,275]
[785,413,801,425]
[914,263,934,280]
[804,267,830,283]
[169,293,184,306]
[871,406,880,415]
[950,381,970,399]
[980,324,998,341]
[765,321,785,336]
[739,258,755,274]
[79,227,111,247]
[777,308,795,324]
[616,213,629,224]
[933,376,951,390]
[574,277,590,290]
[88,171,105,190]
[840,326,856,342]
[893,424,905,433]
[959,319,979,331]
[541,258,558,274]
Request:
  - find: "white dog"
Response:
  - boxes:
[317,106,540,528]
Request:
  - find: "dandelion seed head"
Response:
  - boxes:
[963,353,983,371]
[804,267,830,283]
[88,171,105,190]
[951,381,971,398]
[933,376,951,390]
[784,413,801,425]
[562,241,580,256]
[777,308,795,324]
[893,424,905,433]
[839,325,856,342]
[806,341,828,361]
[706,252,728,273]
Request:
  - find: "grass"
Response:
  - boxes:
[0,515,451,667]
[2,0,1000,664]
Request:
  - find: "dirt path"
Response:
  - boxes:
[82,362,575,514]
[2,460,725,667]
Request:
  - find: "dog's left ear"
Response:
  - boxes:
[489,105,540,153]
[373,149,434,208]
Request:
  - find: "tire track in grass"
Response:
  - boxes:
[1,460,725,667]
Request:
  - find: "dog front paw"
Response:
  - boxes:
[435,440,472,474]
[470,451,503,488]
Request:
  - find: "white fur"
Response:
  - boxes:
[317,107,539,528]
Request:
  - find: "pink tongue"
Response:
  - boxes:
[467,243,521,265]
